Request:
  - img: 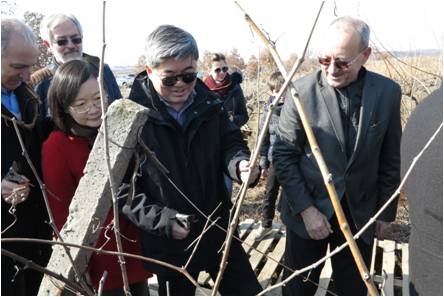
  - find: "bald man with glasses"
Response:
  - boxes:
[31,13,121,130]
[273,16,402,295]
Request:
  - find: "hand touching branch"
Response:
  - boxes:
[238,160,260,185]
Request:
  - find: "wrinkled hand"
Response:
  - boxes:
[375,220,391,240]
[260,168,269,180]
[301,206,333,240]
[239,160,260,185]
[171,220,190,240]
[1,178,30,206]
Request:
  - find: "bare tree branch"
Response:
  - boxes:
[97,1,130,294]
[10,118,94,295]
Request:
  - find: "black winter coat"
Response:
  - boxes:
[220,80,249,127]
[124,73,251,275]
[1,83,52,269]
[259,96,283,169]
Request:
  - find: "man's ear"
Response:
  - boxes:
[144,65,152,75]
[362,47,372,62]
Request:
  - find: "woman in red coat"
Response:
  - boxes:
[42,60,152,295]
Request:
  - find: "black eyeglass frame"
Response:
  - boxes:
[54,36,83,47]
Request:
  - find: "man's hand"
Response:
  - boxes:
[171,219,190,240]
[1,178,30,206]
[300,206,333,240]
[239,160,260,185]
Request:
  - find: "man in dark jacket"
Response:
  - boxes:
[1,18,52,296]
[123,24,261,295]
[30,13,121,121]
[273,16,401,295]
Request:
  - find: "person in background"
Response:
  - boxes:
[1,18,52,296]
[203,53,249,128]
[203,53,249,199]
[273,16,401,295]
[42,60,152,295]
[255,71,285,241]
[401,86,442,296]
[124,24,261,295]
[31,13,121,124]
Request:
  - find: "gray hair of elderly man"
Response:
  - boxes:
[40,13,83,43]
[329,16,370,50]
[144,24,199,69]
[1,18,37,56]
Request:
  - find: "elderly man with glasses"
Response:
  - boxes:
[273,16,401,295]
[122,24,262,295]
[31,13,121,125]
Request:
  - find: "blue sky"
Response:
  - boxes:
[8,0,444,66]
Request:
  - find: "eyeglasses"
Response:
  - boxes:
[69,98,102,114]
[54,36,83,47]
[214,66,229,74]
[318,48,366,70]
[158,72,197,87]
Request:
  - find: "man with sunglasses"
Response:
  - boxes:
[124,25,261,295]
[273,16,401,295]
[1,18,52,295]
[31,13,121,128]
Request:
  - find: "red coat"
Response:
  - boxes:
[42,130,151,291]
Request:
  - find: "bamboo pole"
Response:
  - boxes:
[211,2,325,295]
[235,2,379,295]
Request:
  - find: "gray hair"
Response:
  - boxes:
[40,13,83,42]
[144,25,199,68]
[1,18,37,56]
[329,16,370,49]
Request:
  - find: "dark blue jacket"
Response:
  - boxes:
[32,53,121,118]
[259,96,283,169]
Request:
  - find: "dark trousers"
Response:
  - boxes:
[157,240,261,295]
[282,203,372,296]
[261,165,280,228]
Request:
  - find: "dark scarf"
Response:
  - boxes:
[66,115,99,146]
[204,74,232,97]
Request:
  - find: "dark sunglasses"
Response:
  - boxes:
[318,49,366,70]
[55,37,83,47]
[214,66,229,73]
[160,72,197,87]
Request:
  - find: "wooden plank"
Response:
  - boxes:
[242,222,260,254]
[401,243,410,296]
[267,270,283,296]
[379,240,396,296]
[248,226,282,271]
[257,236,286,287]
[370,238,378,280]
[315,245,332,296]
